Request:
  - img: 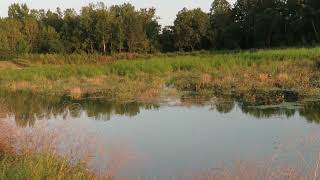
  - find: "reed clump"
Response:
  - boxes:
[0,120,112,180]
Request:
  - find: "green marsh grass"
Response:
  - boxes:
[1,47,320,80]
[0,152,94,180]
[0,47,319,103]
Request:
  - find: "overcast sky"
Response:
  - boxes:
[0,0,236,25]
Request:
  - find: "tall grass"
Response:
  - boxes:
[1,47,319,81]
[15,52,153,64]
[0,65,105,81]
[11,47,320,64]
[0,152,94,180]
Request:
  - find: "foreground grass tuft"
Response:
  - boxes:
[0,152,93,180]
[0,120,109,180]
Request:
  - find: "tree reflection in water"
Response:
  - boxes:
[0,91,159,127]
[1,90,320,126]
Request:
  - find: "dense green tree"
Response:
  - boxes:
[40,8,64,32]
[209,0,235,49]
[301,1,320,43]
[8,3,30,20]
[0,27,10,57]
[174,8,209,51]
[120,3,147,52]
[80,4,97,53]
[0,1,320,56]
[109,5,125,53]
[159,26,176,52]
[95,3,112,54]
[23,17,40,52]
[0,19,24,52]
[140,8,161,52]
[60,8,82,53]
[39,26,64,53]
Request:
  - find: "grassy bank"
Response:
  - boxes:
[0,47,320,104]
[0,121,94,180]
[0,152,95,180]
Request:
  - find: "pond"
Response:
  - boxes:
[1,92,320,178]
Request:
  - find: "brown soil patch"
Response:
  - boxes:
[0,61,22,70]
[69,87,82,99]
[0,113,7,119]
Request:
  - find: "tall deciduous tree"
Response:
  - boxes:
[174,8,209,51]
[1,1,320,56]
[209,0,234,49]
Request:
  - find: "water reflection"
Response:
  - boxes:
[0,91,159,126]
[299,101,320,123]
[241,105,296,119]
[1,91,320,126]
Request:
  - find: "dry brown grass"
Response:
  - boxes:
[0,61,21,70]
[0,74,165,103]
[0,119,16,154]
[69,87,82,99]
[201,73,212,84]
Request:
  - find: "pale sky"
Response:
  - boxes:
[0,0,236,26]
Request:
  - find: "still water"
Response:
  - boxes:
[1,92,320,178]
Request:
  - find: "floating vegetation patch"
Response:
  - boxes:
[237,89,300,106]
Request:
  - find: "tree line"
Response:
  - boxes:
[0,0,319,56]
